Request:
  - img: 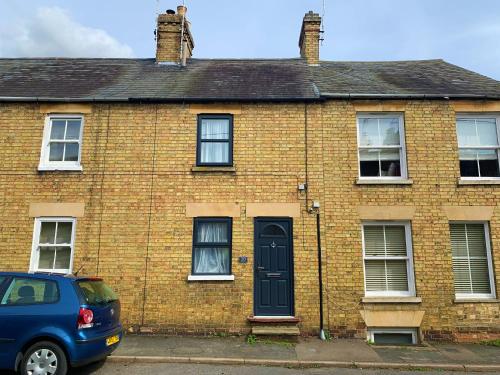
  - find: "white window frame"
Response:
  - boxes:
[38,115,84,171]
[451,221,496,300]
[362,221,416,297]
[456,114,500,181]
[29,217,76,275]
[367,328,417,345]
[356,113,408,181]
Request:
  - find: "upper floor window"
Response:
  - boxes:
[362,222,415,297]
[450,222,496,299]
[39,115,83,171]
[30,218,76,274]
[196,115,233,166]
[192,218,232,275]
[456,116,500,179]
[357,114,407,179]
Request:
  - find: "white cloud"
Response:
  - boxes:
[0,6,134,58]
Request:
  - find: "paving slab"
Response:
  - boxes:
[114,335,297,360]
[433,343,486,364]
[371,345,451,364]
[459,344,500,364]
[295,338,381,362]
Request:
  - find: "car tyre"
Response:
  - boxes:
[21,341,68,375]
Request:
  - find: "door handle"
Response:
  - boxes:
[266,273,281,278]
[257,266,265,270]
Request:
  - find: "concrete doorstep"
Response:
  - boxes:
[109,335,500,372]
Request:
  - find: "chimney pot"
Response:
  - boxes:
[177,5,187,16]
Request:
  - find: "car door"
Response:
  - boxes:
[0,275,13,368]
[0,276,60,368]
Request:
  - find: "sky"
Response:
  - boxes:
[0,0,499,80]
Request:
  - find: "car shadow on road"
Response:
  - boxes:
[4,358,107,375]
[69,359,107,375]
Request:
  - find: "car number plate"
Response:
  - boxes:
[106,335,120,346]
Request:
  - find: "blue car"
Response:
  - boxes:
[0,272,122,375]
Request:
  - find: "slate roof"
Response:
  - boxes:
[0,58,499,102]
[312,60,500,99]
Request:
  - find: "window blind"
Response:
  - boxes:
[450,223,492,295]
[364,225,410,293]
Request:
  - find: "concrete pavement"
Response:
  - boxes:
[108,335,500,372]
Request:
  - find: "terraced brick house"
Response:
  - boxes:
[0,6,499,343]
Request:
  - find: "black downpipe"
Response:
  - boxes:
[316,211,325,339]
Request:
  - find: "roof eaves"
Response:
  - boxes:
[128,96,323,103]
[0,96,323,103]
[0,96,130,102]
[320,93,500,100]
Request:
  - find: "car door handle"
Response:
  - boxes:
[256,266,265,270]
[266,273,281,278]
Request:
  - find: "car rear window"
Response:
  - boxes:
[77,280,118,305]
[0,277,59,305]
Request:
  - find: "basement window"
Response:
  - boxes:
[368,329,417,345]
[38,115,84,171]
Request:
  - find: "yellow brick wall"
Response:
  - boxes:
[0,100,498,341]
[321,100,500,341]
[0,102,320,335]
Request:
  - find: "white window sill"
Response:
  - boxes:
[32,269,71,275]
[356,178,413,185]
[454,297,498,303]
[362,297,421,304]
[38,165,83,172]
[458,178,500,185]
[187,275,235,281]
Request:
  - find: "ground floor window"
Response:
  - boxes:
[192,218,232,275]
[30,218,76,274]
[362,222,415,297]
[450,222,496,299]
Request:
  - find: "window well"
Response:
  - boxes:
[368,329,417,345]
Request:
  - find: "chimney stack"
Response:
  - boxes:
[156,6,194,65]
[299,11,322,65]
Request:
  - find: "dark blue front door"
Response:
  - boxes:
[254,218,294,316]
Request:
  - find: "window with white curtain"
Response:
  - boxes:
[197,115,233,166]
[39,115,84,171]
[192,218,232,275]
[362,222,415,296]
[30,218,76,274]
[357,114,407,179]
[456,116,500,178]
[450,223,496,299]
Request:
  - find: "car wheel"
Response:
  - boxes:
[21,341,68,375]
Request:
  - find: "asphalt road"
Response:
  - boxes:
[67,361,484,375]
